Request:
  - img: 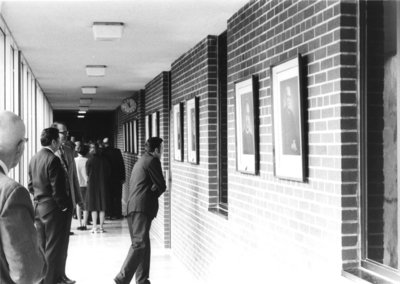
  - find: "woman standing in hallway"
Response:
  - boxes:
[86,142,111,233]
[75,143,89,230]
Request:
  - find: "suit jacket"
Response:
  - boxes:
[126,152,166,219]
[0,167,46,284]
[57,144,83,208]
[28,148,71,216]
[103,146,125,183]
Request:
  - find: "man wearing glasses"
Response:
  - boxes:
[51,122,83,284]
[29,127,71,284]
[0,110,46,284]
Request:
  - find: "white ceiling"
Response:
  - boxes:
[0,0,248,111]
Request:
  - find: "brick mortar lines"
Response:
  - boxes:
[227,5,348,58]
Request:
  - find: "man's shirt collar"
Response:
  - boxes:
[44,146,55,154]
[0,159,9,175]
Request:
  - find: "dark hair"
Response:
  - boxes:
[78,144,89,156]
[145,137,163,153]
[50,121,66,129]
[41,127,59,146]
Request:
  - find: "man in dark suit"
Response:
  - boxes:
[51,122,83,284]
[0,110,46,284]
[29,127,70,284]
[115,137,166,284]
[102,137,125,219]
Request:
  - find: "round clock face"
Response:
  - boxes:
[121,98,137,113]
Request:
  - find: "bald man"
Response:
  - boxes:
[0,110,46,284]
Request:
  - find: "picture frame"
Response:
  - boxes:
[235,75,259,174]
[271,54,305,181]
[123,122,128,152]
[127,121,132,153]
[173,103,184,161]
[186,97,199,164]
[145,114,151,141]
[151,111,159,137]
[132,119,138,154]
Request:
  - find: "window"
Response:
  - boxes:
[217,31,228,212]
[361,0,400,280]
[0,28,5,109]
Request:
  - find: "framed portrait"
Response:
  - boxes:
[186,97,199,164]
[271,54,305,181]
[151,111,159,137]
[173,103,184,161]
[123,123,128,152]
[127,121,132,153]
[132,119,138,154]
[235,75,259,174]
[145,114,151,141]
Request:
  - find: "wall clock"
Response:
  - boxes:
[121,98,137,113]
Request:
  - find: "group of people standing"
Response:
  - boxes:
[0,110,167,284]
[73,137,126,233]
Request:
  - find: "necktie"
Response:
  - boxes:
[59,146,71,197]
[59,146,69,172]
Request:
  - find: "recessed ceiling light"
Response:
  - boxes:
[80,98,92,105]
[92,22,124,41]
[86,65,106,77]
[81,86,97,94]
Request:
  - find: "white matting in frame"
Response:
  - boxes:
[271,55,305,181]
[173,103,183,161]
[151,111,159,137]
[186,97,199,164]
[235,76,258,174]
[145,114,151,141]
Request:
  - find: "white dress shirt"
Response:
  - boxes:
[0,159,9,175]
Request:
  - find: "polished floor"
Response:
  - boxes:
[67,218,199,284]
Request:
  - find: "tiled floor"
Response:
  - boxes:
[67,218,199,284]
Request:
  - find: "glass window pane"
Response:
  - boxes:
[0,28,5,110]
[364,0,399,270]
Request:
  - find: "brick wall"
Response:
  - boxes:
[167,0,359,283]
[115,90,145,213]
[144,71,171,248]
[169,35,224,278]
[112,0,360,282]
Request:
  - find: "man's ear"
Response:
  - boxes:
[15,141,24,156]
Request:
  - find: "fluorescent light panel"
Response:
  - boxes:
[80,98,92,105]
[93,22,124,41]
[78,110,87,114]
[79,106,89,111]
[86,65,106,77]
[81,86,97,94]
[77,115,85,119]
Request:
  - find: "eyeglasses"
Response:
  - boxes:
[17,138,29,147]
[59,131,69,135]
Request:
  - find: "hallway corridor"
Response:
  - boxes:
[67,218,199,284]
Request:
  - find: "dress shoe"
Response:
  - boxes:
[60,275,76,284]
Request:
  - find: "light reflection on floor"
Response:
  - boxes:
[67,218,199,284]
